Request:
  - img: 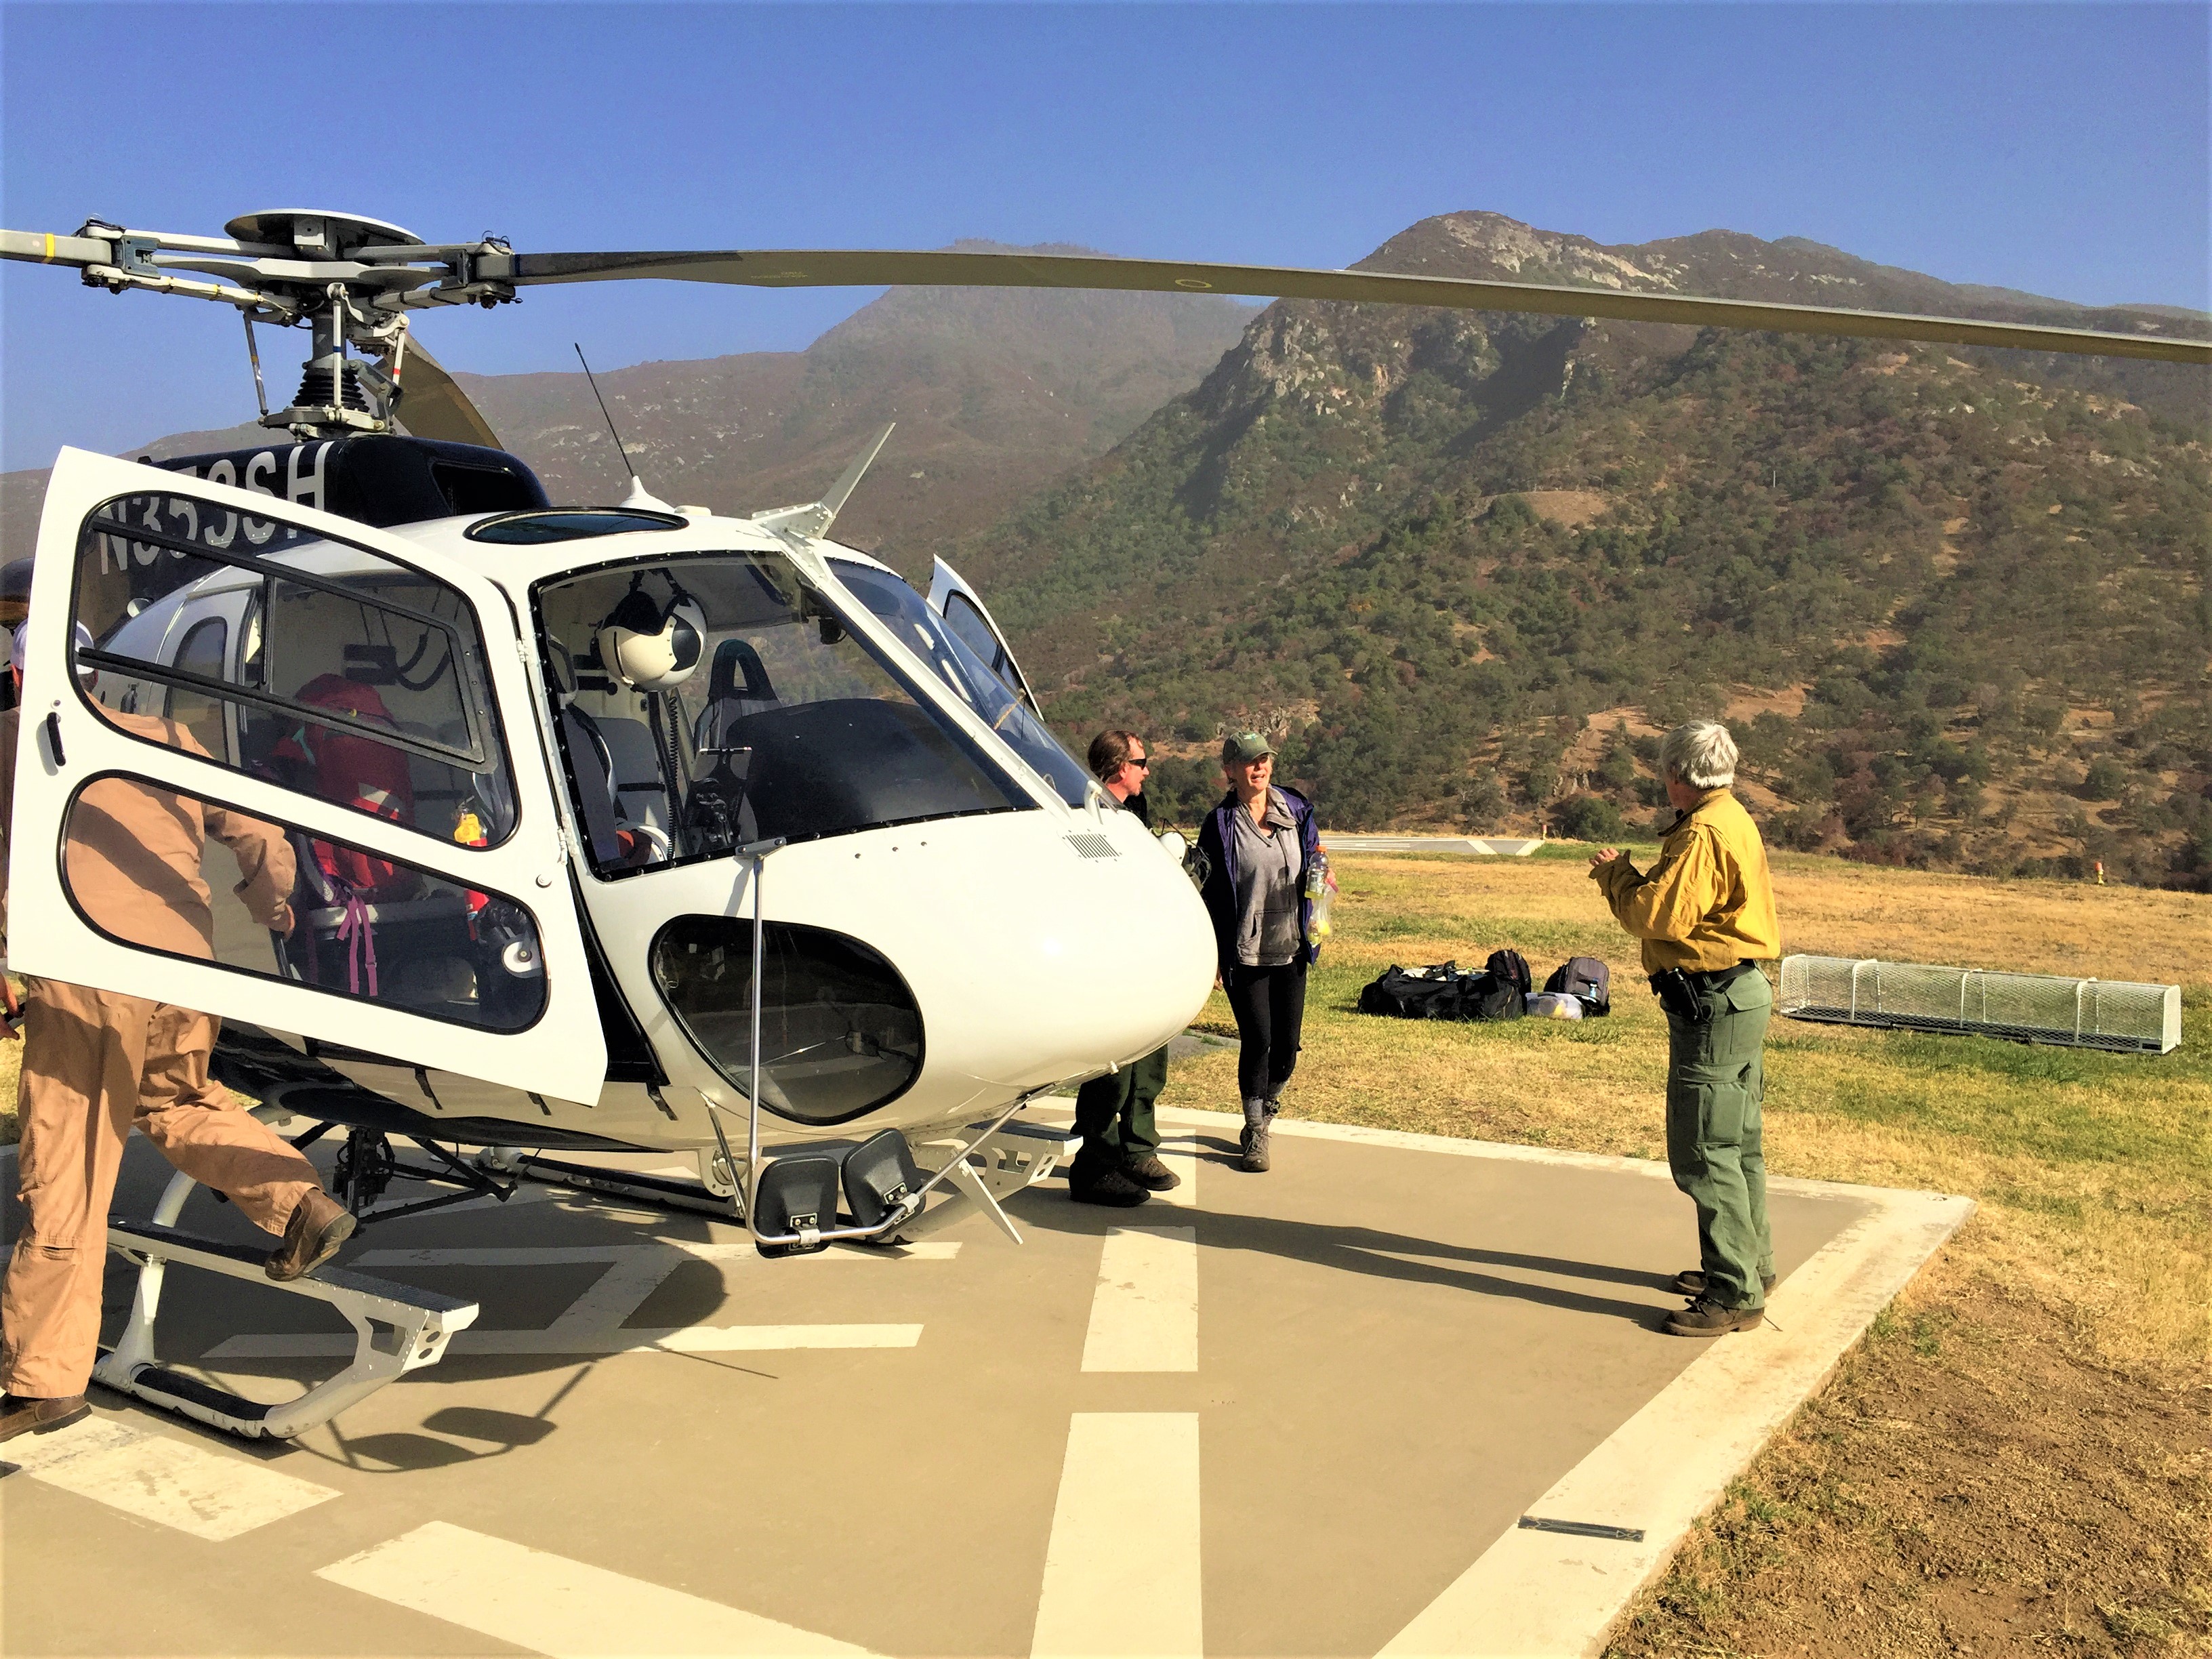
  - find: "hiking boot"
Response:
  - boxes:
[1122,1155,1181,1193]
[266,1189,356,1282]
[1673,1268,1778,1298]
[1069,1165,1151,1208]
[1664,1297,1765,1338]
[1239,1119,1271,1174]
[0,1391,89,1443]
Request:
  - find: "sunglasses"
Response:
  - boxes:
[1126,757,1151,771]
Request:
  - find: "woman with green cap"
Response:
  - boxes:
[1195,732,1322,1172]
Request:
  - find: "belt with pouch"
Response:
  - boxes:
[1649,960,1757,1023]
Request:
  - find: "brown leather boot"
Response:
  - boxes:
[0,1391,89,1443]
[1069,1164,1151,1208]
[266,1189,356,1282]
[1672,1269,1777,1298]
[1239,1119,1271,1173]
[1122,1155,1181,1192]
[1663,1297,1765,1337]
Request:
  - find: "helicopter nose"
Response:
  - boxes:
[922,819,1216,1092]
[788,813,1218,1099]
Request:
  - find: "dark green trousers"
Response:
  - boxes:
[1072,1044,1168,1174]
[1664,969,1775,1311]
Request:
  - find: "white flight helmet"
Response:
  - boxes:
[12,620,100,688]
[594,581,705,693]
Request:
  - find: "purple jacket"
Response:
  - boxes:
[1196,785,1321,975]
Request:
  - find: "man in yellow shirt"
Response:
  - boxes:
[1591,720,1782,1337]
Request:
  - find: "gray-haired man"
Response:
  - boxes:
[1590,720,1782,1337]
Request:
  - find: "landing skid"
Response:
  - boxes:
[96,1168,478,1441]
[94,1111,1073,1441]
[494,1119,1080,1239]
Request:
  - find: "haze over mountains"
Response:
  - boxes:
[971,213,2209,886]
[5,216,2205,884]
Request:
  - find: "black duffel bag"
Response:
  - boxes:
[1359,962,1471,1019]
[1358,950,1531,1021]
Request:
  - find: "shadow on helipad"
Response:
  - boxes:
[0,1110,1962,1659]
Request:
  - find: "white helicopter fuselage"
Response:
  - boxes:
[19,449,1218,1163]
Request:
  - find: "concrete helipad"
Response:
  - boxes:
[1,1110,1967,1659]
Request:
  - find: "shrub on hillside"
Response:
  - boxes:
[2081,757,2128,800]
[1553,794,1626,842]
[1458,775,1509,831]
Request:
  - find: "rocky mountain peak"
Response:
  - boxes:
[1361,211,1679,293]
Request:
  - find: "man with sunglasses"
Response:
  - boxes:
[1066,731,1179,1206]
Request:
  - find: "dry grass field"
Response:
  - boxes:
[2,846,2203,1653]
[1158,848,2209,1657]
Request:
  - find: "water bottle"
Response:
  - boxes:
[1304,846,1338,944]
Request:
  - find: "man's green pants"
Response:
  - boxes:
[1664,968,1774,1311]
[1071,1044,1168,1176]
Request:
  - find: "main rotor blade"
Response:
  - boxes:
[391,340,501,449]
[495,247,2210,366]
[0,228,115,268]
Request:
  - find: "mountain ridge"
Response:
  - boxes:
[956,211,2209,887]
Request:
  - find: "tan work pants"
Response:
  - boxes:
[2,978,321,1397]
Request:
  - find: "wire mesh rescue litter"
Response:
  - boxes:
[1777,956,2179,1054]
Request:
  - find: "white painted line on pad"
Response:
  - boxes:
[1377,1189,1973,1658]
[209,1324,922,1359]
[5,1414,337,1540]
[1081,1226,1197,1372]
[1151,1139,1200,1208]
[207,1239,946,1359]
[318,1520,876,1657]
[640,1324,922,1352]
[1151,1103,1958,1206]
[347,1242,962,1267]
[1031,1414,1202,1658]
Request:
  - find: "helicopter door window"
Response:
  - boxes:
[941,593,1017,690]
[535,554,1031,877]
[71,492,520,857]
[59,773,549,1033]
[829,560,1093,808]
[651,915,922,1125]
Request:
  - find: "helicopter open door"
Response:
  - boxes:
[9,448,607,1103]
[926,558,1040,712]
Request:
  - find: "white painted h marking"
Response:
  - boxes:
[1031,1414,1203,1658]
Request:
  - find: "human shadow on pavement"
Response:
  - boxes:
[1015,1190,1670,1325]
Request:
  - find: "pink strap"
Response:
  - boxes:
[335,892,379,998]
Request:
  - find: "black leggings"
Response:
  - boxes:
[1226,962,1307,1103]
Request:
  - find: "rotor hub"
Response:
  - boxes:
[222,209,424,258]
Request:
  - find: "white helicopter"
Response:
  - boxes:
[2,211,2200,1439]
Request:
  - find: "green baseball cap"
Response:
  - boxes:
[1221,731,1276,764]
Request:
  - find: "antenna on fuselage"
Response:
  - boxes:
[575,344,673,512]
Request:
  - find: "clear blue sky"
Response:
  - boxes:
[3,2,2205,470]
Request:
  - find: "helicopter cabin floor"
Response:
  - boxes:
[0,1109,1964,1659]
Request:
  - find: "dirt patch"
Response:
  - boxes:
[1522,489,1611,528]
[1723,685,1809,721]
[1608,1252,2211,1658]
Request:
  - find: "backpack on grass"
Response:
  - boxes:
[1542,956,1612,1017]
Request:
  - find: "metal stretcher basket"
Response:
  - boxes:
[1776,955,2181,1054]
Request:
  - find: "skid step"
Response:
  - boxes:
[98,1218,478,1441]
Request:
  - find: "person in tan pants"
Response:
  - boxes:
[1,628,353,1443]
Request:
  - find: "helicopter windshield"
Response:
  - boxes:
[534,554,1032,877]
[827,560,1092,808]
